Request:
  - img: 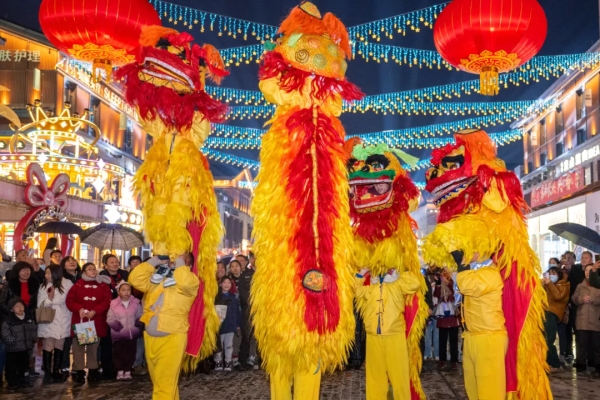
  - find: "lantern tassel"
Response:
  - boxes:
[480,66,499,96]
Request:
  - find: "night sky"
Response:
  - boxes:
[2,0,599,180]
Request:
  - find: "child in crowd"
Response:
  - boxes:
[107,281,143,380]
[214,276,240,372]
[1,298,38,390]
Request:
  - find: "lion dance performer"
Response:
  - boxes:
[116,26,227,399]
[345,139,428,400]
[422,129,552,400]
[251,2,363,399]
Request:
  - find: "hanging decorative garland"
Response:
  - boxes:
[149,0,445,42]
[205,128,524,151]
[202,148,260,170]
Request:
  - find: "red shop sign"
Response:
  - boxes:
[530,166,585,208]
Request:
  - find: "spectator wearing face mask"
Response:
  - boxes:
[543,266,570,371]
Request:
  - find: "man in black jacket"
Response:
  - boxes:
[561,251,586,362]
[235,254,257,370]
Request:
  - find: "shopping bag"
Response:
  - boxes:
[73,319,98,345]
[216,305,228,324]
[434,301,456,317]
[36,306,56,324]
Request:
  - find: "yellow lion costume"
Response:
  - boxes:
[116,26,226,369]
[345,138,428,400]
[250,3,363,399]
[422,129,552,400]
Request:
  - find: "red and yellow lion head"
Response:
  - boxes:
[115,26,229,135]
[345,137,420,244]
[425,129,527,224]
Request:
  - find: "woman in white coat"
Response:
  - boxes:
[38,264,73,384]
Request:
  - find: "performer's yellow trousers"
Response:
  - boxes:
[270,365,322,400]
[462,331,508,400]
[144,332,187,400]
[365,333,410,400]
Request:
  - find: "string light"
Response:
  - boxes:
[211,124,265,139]
[202,149,260,170]
[347,3,447,42]
[220,44,264,67]
[149,0,277,39]
[150,0,444,41]
[204,128,524,151]
[226,105,276,120]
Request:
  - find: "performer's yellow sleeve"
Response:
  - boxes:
[173,267,200,297]
[393,271,421,296]
[457,267,503,298]
[129,262,156,294]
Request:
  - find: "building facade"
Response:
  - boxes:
[214,169,254,254]
[516,40,600,264]
[0,20,147,266]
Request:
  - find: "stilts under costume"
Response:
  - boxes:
[345,139,427,400]
[116,26,227,399]
[250,3,363,399]
[421,129,552,400]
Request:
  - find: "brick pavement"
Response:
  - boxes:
[1,361,598,399]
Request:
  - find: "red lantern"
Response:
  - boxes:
[433,0,547,95]
[39,0,161,81]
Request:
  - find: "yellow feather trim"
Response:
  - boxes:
[136,123,223,372]
[352,216,428,399]
[422,181,552,400]
[251,105,355,379]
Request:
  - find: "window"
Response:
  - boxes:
[539,120,547,145]
[145,134,153,153]
[527,161,534,173]
[124,118,133,154]
[527,130,532,153]
[555,106,564,134]
[576,89,586,120]
[585,166,593,186]
[577,128,587,145]
[556,142,564,157]
[540,152,547,166]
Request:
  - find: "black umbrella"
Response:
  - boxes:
[79,223,145,251]
[36,221,83,235]
[549,223,600,253]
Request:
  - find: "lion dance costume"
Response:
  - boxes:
[251,3,363,399]
[345,139,427,400]
[116,26,226,398]
[422,129,552,400]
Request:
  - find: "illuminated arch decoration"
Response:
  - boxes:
[2,100,125,201]
[13,163,70,252]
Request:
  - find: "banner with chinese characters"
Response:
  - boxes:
[531,166,585,208]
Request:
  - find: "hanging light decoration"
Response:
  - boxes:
[433,0,547,96]
[39,0,161,81]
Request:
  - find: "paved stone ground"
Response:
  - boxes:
[1,361,598,399]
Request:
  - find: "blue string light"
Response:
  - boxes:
[204,128,525,151]
[226,105,276,120]
[150,0,445,42]
[149,0,277,40]
[202,149,260,170]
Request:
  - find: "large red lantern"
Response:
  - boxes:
[433,0,547,95]
[39,0,161,81]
